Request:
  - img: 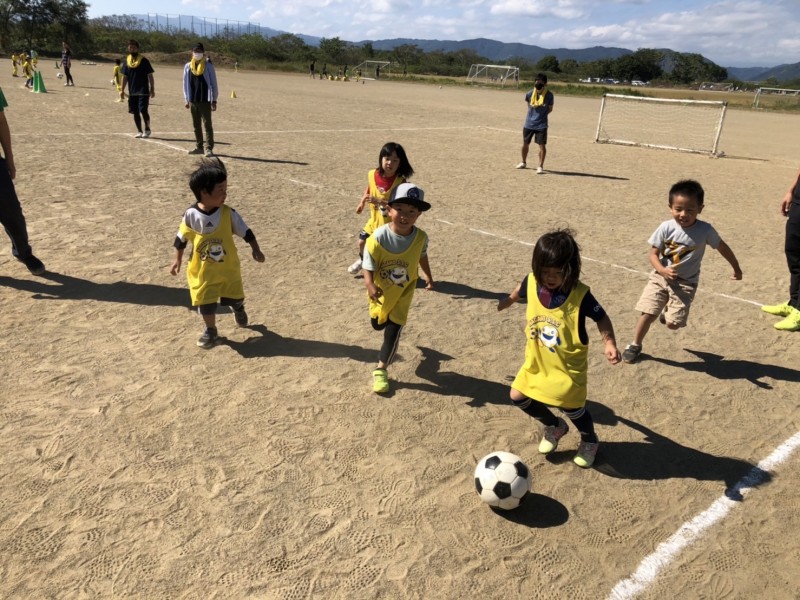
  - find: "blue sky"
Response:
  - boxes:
[86,0,800,68]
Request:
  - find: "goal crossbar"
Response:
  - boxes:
[595,94,727,156]
[353,60,390,79]
[467,64,519,87]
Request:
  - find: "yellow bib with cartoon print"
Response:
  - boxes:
[180,205,244,306]
[366,227,427,325]
[511,275,589,409]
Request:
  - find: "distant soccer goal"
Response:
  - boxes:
[595,94,727,156]
[353,60,390,80]
[752,87,800,109]
[466,64,520,88]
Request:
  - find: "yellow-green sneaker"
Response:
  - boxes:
[761,301,793,317]
[574,441,599,468]
[774,308,800,331]
[372,368,389,393]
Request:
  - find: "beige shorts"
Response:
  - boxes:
[635,271,697,328]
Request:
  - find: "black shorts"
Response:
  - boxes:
[523,128,547,145]
[128,94,150,115]
[197,297,244,315]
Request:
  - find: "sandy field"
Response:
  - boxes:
[0,60,799,599]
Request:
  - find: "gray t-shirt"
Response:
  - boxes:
[648,218,721,284]
[362,224,428,272]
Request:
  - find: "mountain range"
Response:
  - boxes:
[130,14,799,82]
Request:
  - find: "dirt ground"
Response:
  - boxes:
[0,60,798,599]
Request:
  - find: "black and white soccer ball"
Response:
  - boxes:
[474,451,531,510]
[56,72,63,79]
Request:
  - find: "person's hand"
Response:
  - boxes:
[731,268,742,280]
[170,259,181,275]
[659,266,678,282]
[252,249,265,262]
[424,279,434,290]
[211,101,217,112]
[605,341,621,364]
[781,196,792,217]
[367,284,383,301]
[497,296,514,311]
[184,102,189,109]
[119,91,125,99]
[150,90,155,99]
[5,157,16,180]
[355,196,368,214]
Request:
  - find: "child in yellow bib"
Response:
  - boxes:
[170,158,265,349]
[348,142,414,275]
[363,183,433,393]
[498,229,621,468]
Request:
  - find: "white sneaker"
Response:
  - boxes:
[536,166,544,174]
[347,259,363,275]
[134,131,144,138]
[515,162,526,169]
[143,129,152,138]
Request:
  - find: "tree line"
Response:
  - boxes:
[1,2,797,89]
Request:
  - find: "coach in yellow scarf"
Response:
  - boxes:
[517,73,554,174]
[120,39,155,138]
[183,42,219,157]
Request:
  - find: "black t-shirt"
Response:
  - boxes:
[189,73,209,103]
[122,57,154,95]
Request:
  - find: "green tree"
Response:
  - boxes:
[319,36,346,64]
[536,54,560,73]
[391,43,423,69]
[559,58,579,74]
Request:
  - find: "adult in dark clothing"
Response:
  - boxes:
[60,42,75,86]
[120,39,155,138]
[182,42,218,157]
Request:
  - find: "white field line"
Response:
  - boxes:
[607,431,800,600]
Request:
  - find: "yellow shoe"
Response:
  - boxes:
[372,369,389,393]
[761,301,792,317]
[774,308,800,331]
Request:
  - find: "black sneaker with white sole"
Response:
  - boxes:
[197,327,219,349]
[233,305,248,327]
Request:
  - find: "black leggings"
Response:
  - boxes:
[64,66,73,85]
[785,201,800,309]
[371,317,402,366]
[512,395,598,443]
[0,157,32,259]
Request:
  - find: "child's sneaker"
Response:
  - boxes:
[347,258,363,275]
[233,304,248,327]
[372,368,389,394]
[574,441,599,468]
[761,301,793,317]
[774,308,800,331]
[515,162,526,169]
[187,148,204,155]
[622,343,642,364]
[197,327,218,349]
[538,417,568,454]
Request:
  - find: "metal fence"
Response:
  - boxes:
[138,13,264,39]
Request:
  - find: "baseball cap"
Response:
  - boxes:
[389,183,431,212]
[193,42,205,52]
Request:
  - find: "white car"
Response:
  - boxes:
[631,80,648,86]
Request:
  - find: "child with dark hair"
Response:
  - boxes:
[170,158,265,348]
[498,229,621,468]
[348,141,415,275]
[621,179,742,363]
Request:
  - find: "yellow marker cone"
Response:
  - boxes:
[230,89,237,98]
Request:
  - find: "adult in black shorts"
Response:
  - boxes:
[120,39,155,138]
[517,73,554,174]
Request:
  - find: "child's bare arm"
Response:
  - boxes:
[498,282,523,311]
[419,255,433,290]
[596,314,621,364]
[363,269,383,301]
[170,248,184,275]
[355,186,371,214]
[717,240,742,279]
[648,246,676,281]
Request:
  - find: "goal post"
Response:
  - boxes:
[467,64,520,87]
[752,87,800,109]
[595,94,727,156]
[353,60,390,80]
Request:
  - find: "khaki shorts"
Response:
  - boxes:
[635,271,697,327]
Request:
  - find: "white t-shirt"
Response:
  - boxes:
[648,218,721,284]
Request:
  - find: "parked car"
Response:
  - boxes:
[631,80,648,86]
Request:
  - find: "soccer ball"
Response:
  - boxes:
[474,451,531,510]
[57,72,63,79]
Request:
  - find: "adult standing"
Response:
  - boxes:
[182,42,218,157]
[60,42,75,86]
[517,73,554,174]
[309,60,315,79]
[120,39,155,138]
[762,169,800,330]
[0,86,45,275]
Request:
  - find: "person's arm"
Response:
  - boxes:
[596,314,621,364]
[498,281,523,311]
[419,255,433,290]
[547,93,554,115]
[716,239,742,280]
[363,268,383,301]
[208,63,218,111]
[355,184,370,214]
[0,111,16,180]
[170,247,184,275]
[120,74,128,98]
[183,65,190,108]
[248,236,265,262]
[148,72,155,98]
[781,169,800,217]
[648,246,676,281]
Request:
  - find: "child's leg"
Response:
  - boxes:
[371,317,402,369]
[510,388,559,426]
[632,312,658,346]
[561,406,597,443]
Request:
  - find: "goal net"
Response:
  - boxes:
[752,87,800,110]
[595,94,727,156]
[353,60,390,80]
[466,64,519,87]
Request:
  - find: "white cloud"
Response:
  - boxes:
[489,0,585,19]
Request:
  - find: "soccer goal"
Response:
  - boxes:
[595,94,727,156]
[353,60,390,80]
[466,64,520,87]
[752,87,800,109]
